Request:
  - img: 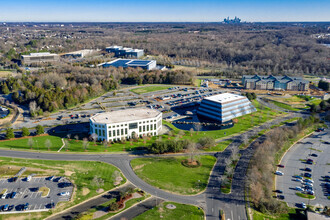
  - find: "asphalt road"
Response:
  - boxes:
[0,111,304,220]
[276,123,330,207]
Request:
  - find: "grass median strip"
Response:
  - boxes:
[131,156,216,195]
[39,187,50,197]
[133,202,204,220]
[130,85,173,94]
[295,192,315,200]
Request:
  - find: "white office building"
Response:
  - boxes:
[89,108,162,142]
[197,93,256,123]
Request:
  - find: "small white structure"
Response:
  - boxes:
[197,93,256,123]
[89,108,162,142]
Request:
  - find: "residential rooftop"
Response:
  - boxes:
[90,108,161,124]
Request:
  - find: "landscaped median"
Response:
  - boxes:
[131,156,216,195]
[130,85,174,94]
[134,201,204,220]
[295,192,315,200]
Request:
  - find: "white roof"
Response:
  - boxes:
[90,108,161,124]
[22,52,58,57]
[204,93,245,104]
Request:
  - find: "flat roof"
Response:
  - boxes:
[90,108,161,124]
[99,58,155,67]
[204,93,245,104]
[22,52,58,57]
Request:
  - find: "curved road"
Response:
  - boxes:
[0,112,303,220]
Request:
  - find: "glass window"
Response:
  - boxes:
[117,130,120,136]
[121,124,123,127]
[147,125,149,131]
[129,122,138,129]
[154,124,156,130]
[121,129,123,135]
[102,130,105,137]
[113,130,116,136]
[125,128,127,135]
[109,131,112,137]
[143,125,145,132]
[139,126,141,132]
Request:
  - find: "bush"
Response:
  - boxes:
[5,128,15,139]
[22,127,30,137]
[109,201,119,211]
[198,137,215,149]
[36,125,44,135]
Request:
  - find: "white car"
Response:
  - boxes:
[304,179,314,183]
[1,193,7,199]
[305,182,313,187]
[293,178,303,183]
[59,192,70,196]
[295,186,303,191]
[275,171,284,176]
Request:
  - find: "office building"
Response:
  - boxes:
[106,46,144,58]
[21,52,59,64]
[197,93,256,123]
[98,58,156,70]
[242,75,309,91]
[89,108,162,142]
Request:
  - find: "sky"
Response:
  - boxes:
[0,0,329,22]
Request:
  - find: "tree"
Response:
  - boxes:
[178,130,185,138]
[102,139,108,151]
[5,128,15,139]
[319,100,326,111]
[64,139,69,151]
[74,135,79,142]
[67,134,71,140]
[45,139,52,151]
[187,142,198,163]
[112,170,121,183]
[22,127,30,137]
[1,83,10,94]
[27,138,34,149]
[318,80,329,91]
[36,125,44,135]
[194,123,202,135]
[90,133,98,145]
[189,128,194,137]
[198,137,215,149]
[82,138,89,151]
[310,104,317,113]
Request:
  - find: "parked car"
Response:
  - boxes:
[300,202,307,209]
[294,175,303,179]
[307,190,314,195]
[305,167,312,172]
[304,173,312,178]
[305,182,313,187]
[306,160,313,164]
[295,186,303,191]
[275,171,284,176]
[316,128,324,132]
[59,192,70,196]
[304,179,314,183]
[23,203,29,211]
[2,204,8,211]
[277,164,285,168]
[275,190,283,193]
[10,192,16,199]
[311,153,318,157]
[307,159,313,162]
[293,178,303,183]
[1,193,7,199]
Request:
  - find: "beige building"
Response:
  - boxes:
[21,52,59,64]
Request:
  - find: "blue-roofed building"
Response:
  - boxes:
[98,58,156,70]
[106,46,144,58]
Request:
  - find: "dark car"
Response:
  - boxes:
[306,160,313,164]
[304,173,312,178]
[305,167,312,172]
[277,195,285,200]
[10,192,16,199]
[311,153,318,157]
[23,203,29,211]
[275,190,283,193]
[277,164,285,168]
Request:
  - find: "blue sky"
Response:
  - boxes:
[0,0,329,22]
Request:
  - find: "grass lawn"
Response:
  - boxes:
[130,85,173,94]
[131,156,216,195]
[252,207,304,220]
[270,100,301,111]
[295,192,315,199]
[203,139,233,152]
[0,157,125,220]
[39,186,50,197]
[134,202,204,220]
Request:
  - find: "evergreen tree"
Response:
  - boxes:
[22,127,30,137]
[5,128,15,139]
[36,125,44,135]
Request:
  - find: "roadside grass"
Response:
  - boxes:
[0,157,125,219]
[269,100,301,111]
[220,182,231,194]
[295,192,315,200]
[39,186,50,197]
[133,202,204,220]
[204,139,233,152]
[131,156,216,195]
[252,207,303,220]
[308,147,323,152]
[130,85,173,94]
[0,189,7,195]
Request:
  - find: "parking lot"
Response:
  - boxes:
[0,176,73,213]
[276,124,330,207]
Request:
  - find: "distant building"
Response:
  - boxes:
[62,49,97,59]
[106,46,144,58]
[98,58,156,70]
[197,93,256,123]
[223,16,241,24]
[21,52,59,64]
[242,75,309,91]
[89,108,162,142]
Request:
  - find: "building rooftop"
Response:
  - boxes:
[204,93,245,104]
[90,108,161,124]
[99,58,155,68]
[22,52,57,57]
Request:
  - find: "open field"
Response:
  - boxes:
[130,85,173,94]
[0,70,14,78]
[131,156,216,195]
[134,202,204,220]
[0,157,125,219]
[252,207,305,220]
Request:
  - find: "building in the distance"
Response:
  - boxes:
[106,46,144,58]
[242,75,309,91]
[62,49,97,59]
[98,58,156,70]
[21,52,59,64]
[89,108,162,142]
[197,93,256,123]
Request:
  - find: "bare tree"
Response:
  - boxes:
[142,136,148,145]
[102,139,108,151]
[67,134,71,140]
[82,138,89,151]
[189,128,194,137]
[194,123,202,134]
[187,142,198,163]
[91,133,98,146]
[178,130,185,138]
[92,176,104,190]
[28,138,34,149]
[45,139,52,151]
[74,135,79,142]
[64,139,69,151]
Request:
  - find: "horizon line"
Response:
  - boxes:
[1,20,330,23]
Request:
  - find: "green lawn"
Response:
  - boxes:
[134,202,204,220]
[131,156,216,195]
[130,85,173,94]
[252,207,305,220]
[204,139,233,152]
[270,100,301,111]
[0,157,125,220]
[296,192,315,199]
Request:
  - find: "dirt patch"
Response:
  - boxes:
[5,213,43,220]
[96,188,104,194]
[65,170,75,176]
[133,164,145,171]
[0,165,58,177]
[82,187,90,196]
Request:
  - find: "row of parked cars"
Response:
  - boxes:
[0,203,29,212]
